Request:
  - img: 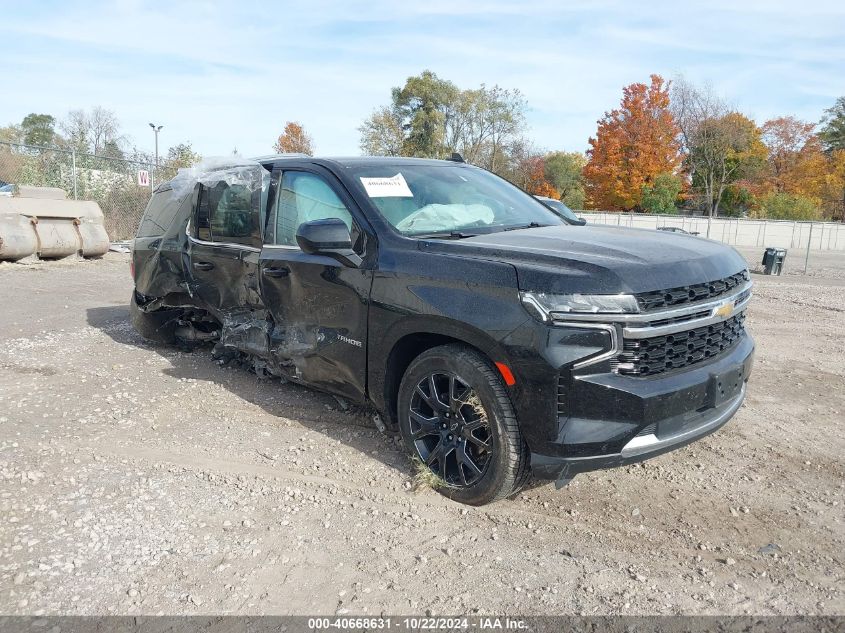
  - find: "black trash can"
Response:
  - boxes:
[761,247,787,275]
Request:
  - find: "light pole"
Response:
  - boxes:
[148,122,163,167]
[148,122,162,190]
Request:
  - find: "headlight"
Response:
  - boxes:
[520,291,639,322]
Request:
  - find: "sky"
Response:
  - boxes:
[1,0,843,159]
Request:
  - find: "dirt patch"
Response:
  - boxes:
[0,254,842,616]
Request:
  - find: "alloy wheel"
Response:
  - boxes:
[408,372,493,487]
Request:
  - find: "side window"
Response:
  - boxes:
[275,171,354,247]
[193,170,262,246]
[137,187,179,237]
[195,186,213,241]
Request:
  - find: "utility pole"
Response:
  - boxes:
[149,122,163,190]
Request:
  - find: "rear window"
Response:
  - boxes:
[136,188,181,237]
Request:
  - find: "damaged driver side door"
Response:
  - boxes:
[259,167,374,402]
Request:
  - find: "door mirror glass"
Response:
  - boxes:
[296,218,362,267]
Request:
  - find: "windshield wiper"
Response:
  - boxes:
[409,231,478,239]
[502,222,549,232]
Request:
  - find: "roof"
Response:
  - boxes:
[250,153,309,161]
[265,156,471,169]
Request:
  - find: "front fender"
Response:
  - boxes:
[367,248,530,415]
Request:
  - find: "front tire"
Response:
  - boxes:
[397,344,530,505]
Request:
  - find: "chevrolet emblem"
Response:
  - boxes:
[714,302,734,318]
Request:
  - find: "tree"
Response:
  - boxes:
[506,136,543,191]
[273,121,313,155]
[0,125,24,184]
[392,70,459,158]
[758,116,845,220]
[689,112,768,217]
[0,124,22,144]
[671,77,726,215]
[21,114,57,147]
[166,143,202,169]
[818,149,845,220]
[60,106,123,155]
[671,77,768,217]
[543,152,586,209]
[752,192,821,221]
[468,86,526,173]
[101,140,124,159]
[521,156,558,198]
[151,142,203,182]
[819,96,845,153]
[359,106,405,156]
[437,85,526,171]
[719,183,756,217]
[360,72,527,176]
[584,75,681,210]
[761,116,826,196]
[641,172,683,214]
[88,107,121,155]
[61,110,88,152]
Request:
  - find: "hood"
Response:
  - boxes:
[420,224,748,294]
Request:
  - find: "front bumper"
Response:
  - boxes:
[528,332,754,480]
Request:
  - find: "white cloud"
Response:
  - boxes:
[1,1,843,158]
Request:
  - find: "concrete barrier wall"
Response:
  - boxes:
[578,212,845,251]
[0,194,110,261]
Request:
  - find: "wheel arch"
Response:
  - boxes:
[376,316,510,431]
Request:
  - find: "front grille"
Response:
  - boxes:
[615,313,746,377]
[635,271,749,312]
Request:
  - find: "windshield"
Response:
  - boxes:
[537,197,581,224]
[348,164,564,236]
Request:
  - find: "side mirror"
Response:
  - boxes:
[296,218,362,267]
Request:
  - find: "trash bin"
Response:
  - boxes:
[761,247,787,275]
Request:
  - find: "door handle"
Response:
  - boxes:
[193,261,215,271]
[263,266,290,278]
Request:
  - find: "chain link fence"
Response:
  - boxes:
[0,141,159,240]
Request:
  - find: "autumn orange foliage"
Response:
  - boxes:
[522,157,558,198]
[761,116,828,199]
[584,75,681,210]
[273,121,314,155]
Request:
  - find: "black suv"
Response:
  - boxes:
[131,156,754,505]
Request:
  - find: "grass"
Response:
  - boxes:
[410,456,447,492]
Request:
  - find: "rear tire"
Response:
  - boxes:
[397,344,530,506]
[129,291,180,344]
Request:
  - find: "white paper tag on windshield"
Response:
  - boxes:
[360,173,413,198]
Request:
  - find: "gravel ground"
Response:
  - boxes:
[0,253,842,616]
